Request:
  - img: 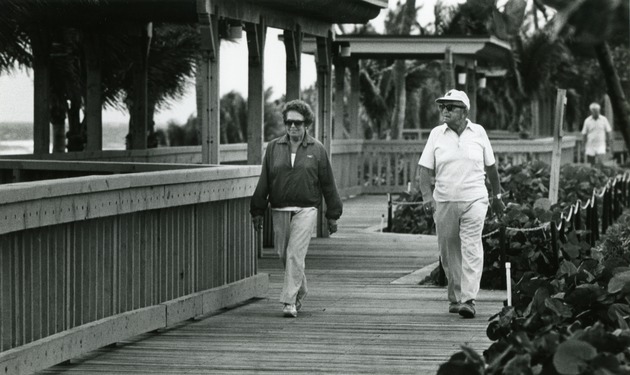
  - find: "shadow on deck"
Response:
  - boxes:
[40,195,505,375]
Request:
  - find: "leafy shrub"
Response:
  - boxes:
[403,162,621,289]
[598,214,630,269]
[439,221,630,375]
[437,175,630,374]
[389,191,435,234]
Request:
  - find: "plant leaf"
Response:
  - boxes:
[503,353,533,375]
[608,271,630,294]
[553,339,597,375]
[545,298,573,318]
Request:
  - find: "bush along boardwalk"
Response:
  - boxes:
[437,170,630,375]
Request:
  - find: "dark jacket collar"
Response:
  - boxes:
[278,133,316,147]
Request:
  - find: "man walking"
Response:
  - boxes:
[417,90,504,318]
[250,99,342,318]
[581,102,612,164]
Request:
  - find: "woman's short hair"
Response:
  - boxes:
[282,100,315,126]
[589,102,601,111]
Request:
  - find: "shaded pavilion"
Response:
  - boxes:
[0,1,389,374]
[301,34,512,139]
[19,0,387,162]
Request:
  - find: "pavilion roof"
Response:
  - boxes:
[303,34,512,67]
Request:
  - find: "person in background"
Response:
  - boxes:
[581,102,612,165]
[250,99,342,318]
[417,89,505,319]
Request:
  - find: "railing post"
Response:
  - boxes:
[387,193,392,232]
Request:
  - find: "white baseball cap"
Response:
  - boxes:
[435,89,470,110]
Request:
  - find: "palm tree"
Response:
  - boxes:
[540,0,630,152]
[1,1,200,152]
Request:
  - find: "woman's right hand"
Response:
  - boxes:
[252,216,264,231]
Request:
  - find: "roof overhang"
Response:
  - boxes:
[17,0,387,37]
[303,35,512,66]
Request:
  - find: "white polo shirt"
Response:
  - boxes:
[581,115,611,156]
[418,120,496,202]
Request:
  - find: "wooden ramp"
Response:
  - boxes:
[40,195,505,375]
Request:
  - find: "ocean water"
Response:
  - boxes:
[0,122,130,155]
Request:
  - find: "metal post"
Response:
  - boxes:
[499,226,507,289]
[505,262,512,306]
[602,188,610,235]
[592,197,600,242]
[574,204,581,231]
[550,221,559,272]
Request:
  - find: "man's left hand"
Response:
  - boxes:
[491,197,506,219]
[328,219,338,235]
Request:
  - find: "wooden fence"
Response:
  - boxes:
[1,135,580,197]
[0,164,268,375]
[361,137,577,194]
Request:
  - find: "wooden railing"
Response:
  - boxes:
[361,136,577,193]
[568,131,629,165]
[0,163,267,375]
[1,135,580,196]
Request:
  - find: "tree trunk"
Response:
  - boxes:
[594,42,630,153]
[66,97,84,151]
[390,0,416,139]
[50,96,67,153]
[391,60,407,139]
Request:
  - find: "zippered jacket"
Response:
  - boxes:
[250,134,343,220]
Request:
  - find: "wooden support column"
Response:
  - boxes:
[197,2,221,164]
[333,57,346,139]
[284,29,302,100]
[549,89,567,205]
[129,23,152,150]
[316,33,333,238]
[32,28,51,155]
[245,21,266,165]
[348,60,361,139]
[84,31,103,151]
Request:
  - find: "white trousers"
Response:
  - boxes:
[272,207,317,305]
[434,198,488,304]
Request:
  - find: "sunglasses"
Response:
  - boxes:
[438,104,465,112]
[284,120,305,127]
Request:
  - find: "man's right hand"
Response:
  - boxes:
[423,199,436,216]
[252,215,264,231]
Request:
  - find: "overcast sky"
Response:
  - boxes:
[0,0,462,126]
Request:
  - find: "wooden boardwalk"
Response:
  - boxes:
[40,195,504,375]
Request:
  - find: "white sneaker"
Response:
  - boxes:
[283,304,297,318]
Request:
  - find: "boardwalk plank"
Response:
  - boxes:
[39,195,504,375]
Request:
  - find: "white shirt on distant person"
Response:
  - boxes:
[581,115,612,156]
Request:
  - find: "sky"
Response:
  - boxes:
[0,0,463,126]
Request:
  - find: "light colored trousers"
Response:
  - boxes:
[272,207,317,305]
[434,198,488,304]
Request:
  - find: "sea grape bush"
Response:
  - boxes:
[394,162,622,289]
[437,216,630,375]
